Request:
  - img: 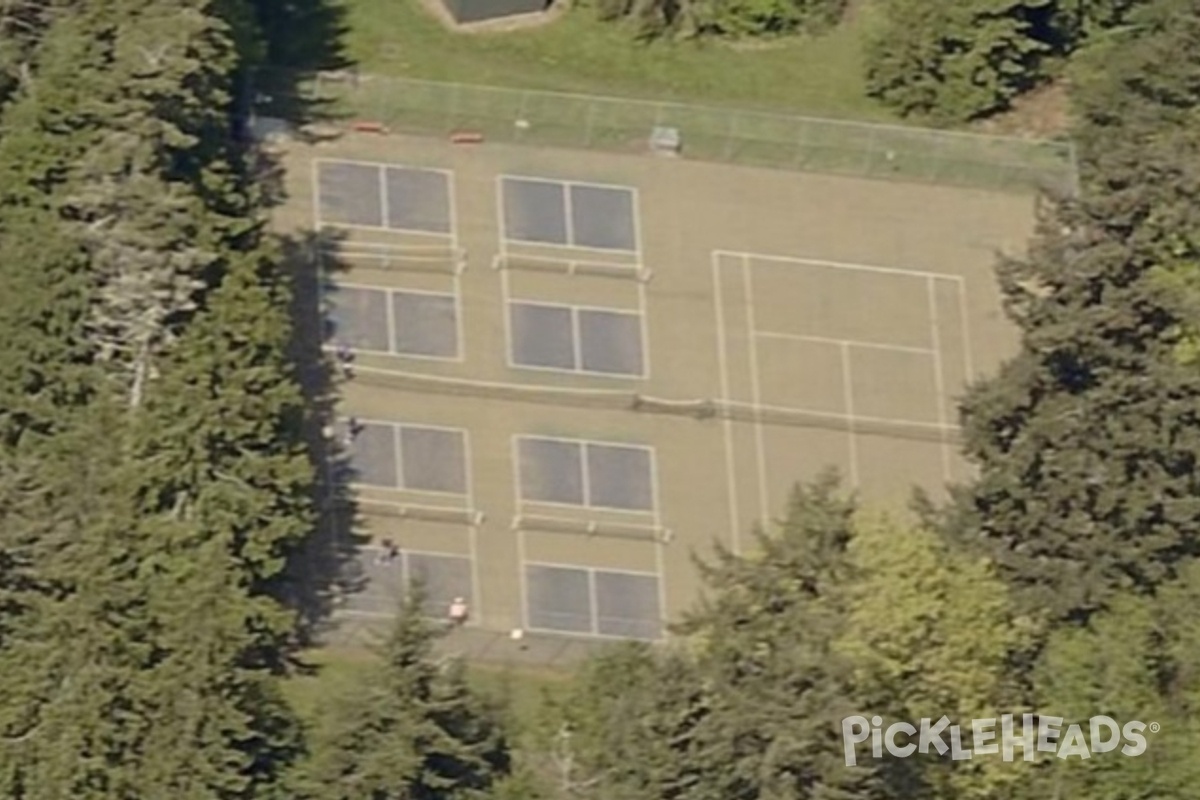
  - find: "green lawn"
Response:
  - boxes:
[335,0,892,120]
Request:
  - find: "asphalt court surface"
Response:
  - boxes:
[316,159,453,234]
[499,176,639,252]
[713,250,968,519]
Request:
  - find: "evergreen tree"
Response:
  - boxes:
[864,0,1052,122]
[0,0,315,791]
[836,512,1036,799]
[532,642,710,799]
[298,595,512,800]
[946,0,1200,623]
[671,474,881,800]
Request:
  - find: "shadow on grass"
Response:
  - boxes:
[243,0,354,134]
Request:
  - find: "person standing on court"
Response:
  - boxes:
[448,597,469,626]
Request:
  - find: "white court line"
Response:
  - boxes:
[710,255,742,555]
[569,307,584,373]
[637,273,652,380]
[510,434,531,634]
[753,330,936,356]
[741,255,771,527]
[840,342,861,487]
[579,436,593,507]
[377,165,389,230]
[715,248,966,283]
[446,165,460,245]
[463,426,483,625]
[927,277,953,482]
[647,438,668,629]
[452,272,466,362]
[586,571,600,635]
[563,182,575,249]
[956,280,975,382]
[392,424,406,493]
[629,185,644,258]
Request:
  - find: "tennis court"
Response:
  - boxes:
[277,128,1035,649]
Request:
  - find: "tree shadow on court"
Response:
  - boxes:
[279,227,374,648]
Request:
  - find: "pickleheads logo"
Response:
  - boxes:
[841,714,1158,767]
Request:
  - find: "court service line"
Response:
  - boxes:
[710,255,742,555]
[927,278,953,482]
[741,255,771,527]
[753,330,936,356]
[956,280,976,382]
[714,248,967,283]
[839,342,861,487]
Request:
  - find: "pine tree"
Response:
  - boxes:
[671,474,881,800]
[0,0,315,791]
[946,0,1200,623]
[298,595,512,800]
[864,0,1053,122]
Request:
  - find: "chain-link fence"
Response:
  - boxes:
[254,68,1075,196]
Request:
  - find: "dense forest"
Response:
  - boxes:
[0,0,1198,796]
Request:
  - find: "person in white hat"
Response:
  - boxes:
[448,597,469,626]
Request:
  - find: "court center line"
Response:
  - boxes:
[563,183,575,248]
[741,255,771,527]
[637,273,652,380]
[927,277,953,483]
[839,342,861,488]
[710,254,742,555]
[377,165,389,230]
[463,426,483,626]
[752,330,936,356]
[393,423,406,492]
[510,434,531,634]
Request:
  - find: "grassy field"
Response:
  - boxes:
[333,0,889,120]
